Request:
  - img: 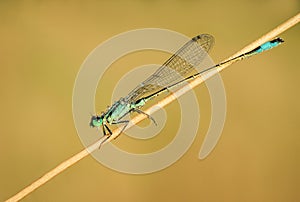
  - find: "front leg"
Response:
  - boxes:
[102,124,106,136]
[104,124,113,136]
[99,124,113,149]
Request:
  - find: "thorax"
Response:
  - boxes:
[104,98,132,124]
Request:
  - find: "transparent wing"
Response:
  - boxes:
[125,34,214,102]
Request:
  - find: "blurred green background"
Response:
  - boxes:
[1,1,299,201]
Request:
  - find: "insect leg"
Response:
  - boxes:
[104,124,113,136]
[102,124,106,136]
[98,124,113,149]
[132,108,157,125]
[111,120,129,140]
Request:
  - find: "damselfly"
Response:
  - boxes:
[90,34,283,145]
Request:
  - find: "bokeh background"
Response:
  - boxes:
[1,1,299,201]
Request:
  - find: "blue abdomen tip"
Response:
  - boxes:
[256,38,284,53]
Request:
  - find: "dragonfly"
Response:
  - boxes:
[90,34,283,145]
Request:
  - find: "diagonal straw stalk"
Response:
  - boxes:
[5,12,300,202]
